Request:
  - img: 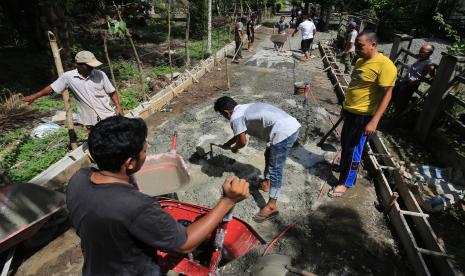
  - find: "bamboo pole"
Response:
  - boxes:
[102,32,117,87]
[207,0,212,54]
[47,31,77,150]
[185,4,191,67]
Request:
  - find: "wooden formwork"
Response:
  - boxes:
[318,40,350,104]
[317,36,458,273]
[364,134,458,275]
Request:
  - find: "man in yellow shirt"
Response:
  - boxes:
[329,32,397,197]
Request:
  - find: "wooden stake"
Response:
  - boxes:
[102,32,117,87]
[47,31,77,150]
[168,0,173,80]
[225,49,230,89]
[113,1,147,100]
[384,192,399,215]
[185,3,191,67]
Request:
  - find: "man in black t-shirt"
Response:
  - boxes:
[66,116,249,275]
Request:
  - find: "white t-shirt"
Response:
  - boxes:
[297,20,316,40]
[348,29,358,52]
[230,103,301,144]
[51,69,116,126]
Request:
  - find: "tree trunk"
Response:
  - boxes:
[168,0,173,80]
[185,4,191,67]
[102,32,117,87]
[113,2,147,100]
[207,0,212,54]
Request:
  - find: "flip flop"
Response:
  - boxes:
[328,187,346,198]
[253,210,279,223]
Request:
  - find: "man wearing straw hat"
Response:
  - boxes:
[24,50,123,130]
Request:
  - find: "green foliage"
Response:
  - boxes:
[190,0,208,40]
[433,13,465,54]
[0,128,28,149]
[31,95,78,113]
[149,65,173,78]
[112,61,139,81]
[106,17,128,37]
[118,85,145,110]
[0,128,87,183]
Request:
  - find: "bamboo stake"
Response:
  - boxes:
[47,31,77,150]
[207,0,212,54]
[185,4,191,67]
[102,32,117,87]
[225,49,230,89]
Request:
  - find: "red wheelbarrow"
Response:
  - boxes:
[0,183,65,272]
[157,200,265,275]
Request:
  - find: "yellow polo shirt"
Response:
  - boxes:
[343,53,397,115]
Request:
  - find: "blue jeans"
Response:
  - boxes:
[264,130,299,199]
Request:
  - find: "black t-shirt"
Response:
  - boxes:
[66,168,187,276]
[247,19,254,36]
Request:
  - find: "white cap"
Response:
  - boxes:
[75,51,103,67]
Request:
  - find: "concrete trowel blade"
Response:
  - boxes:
[248,254,292,276]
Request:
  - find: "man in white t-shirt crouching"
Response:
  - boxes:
[292,15,317,60]
[214,96,301,223]
[24,51,123,130]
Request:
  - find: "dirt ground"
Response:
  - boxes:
[14,27,411,275]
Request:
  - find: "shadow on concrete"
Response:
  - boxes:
[250,188,267,209]
[265,204,411,275]
[188,150,262,181]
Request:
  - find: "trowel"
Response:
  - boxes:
[194,143,222,159]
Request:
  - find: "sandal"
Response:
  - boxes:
[253,210,279,223]
[328,186,347,198]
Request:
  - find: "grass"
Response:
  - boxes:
[0,128,87,183]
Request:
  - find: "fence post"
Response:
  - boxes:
[415,53,459,143]
[389,34,413,61]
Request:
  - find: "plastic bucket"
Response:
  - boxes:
[135,152,190,196]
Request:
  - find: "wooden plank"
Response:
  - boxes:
[365,146,430,275]
[400,210,430,218]
[370,134,457,276]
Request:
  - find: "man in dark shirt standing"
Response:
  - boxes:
[66,116,249,275]
[246,14,256,51]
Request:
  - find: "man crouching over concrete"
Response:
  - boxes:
[66,116,249,275]
[214,96,300,223]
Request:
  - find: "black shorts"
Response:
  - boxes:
[301,38,313,53]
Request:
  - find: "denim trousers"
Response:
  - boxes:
[264,130,299,199]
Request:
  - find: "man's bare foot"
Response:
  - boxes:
[260,179,270,192]
[328,185,347,198]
